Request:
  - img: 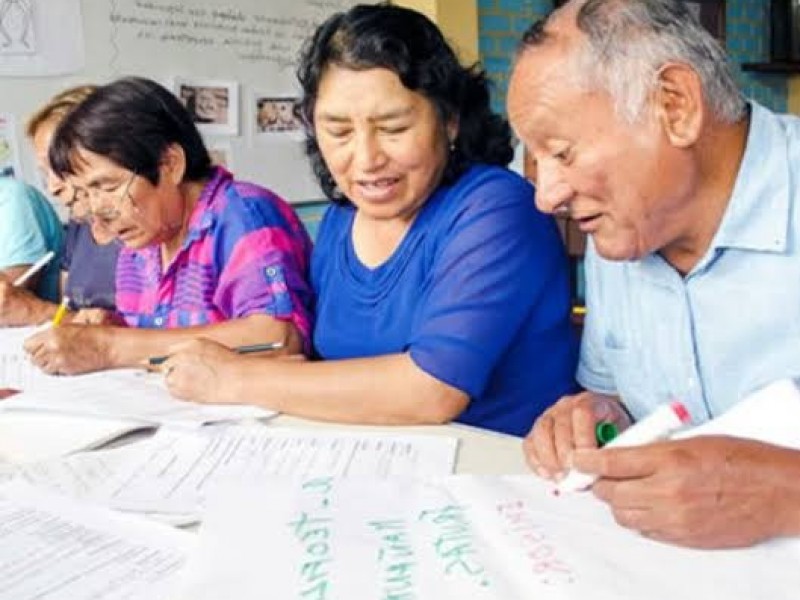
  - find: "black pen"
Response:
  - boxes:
[147,341,285,366]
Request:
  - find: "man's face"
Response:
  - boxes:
[507,42,696,262]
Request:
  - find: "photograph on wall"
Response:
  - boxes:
[0,113,22,177]
[253,94,303,139]
[174,78,239,136]
[0,0,36,55]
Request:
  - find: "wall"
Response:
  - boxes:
[478,0,791,114]
[790,77,800,114]
[726,0,787,112]
[478,0,551,114]
[394,0,479,64]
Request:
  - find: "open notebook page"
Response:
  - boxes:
[0,327,275,426]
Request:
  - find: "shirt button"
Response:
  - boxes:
[266,267,277,277]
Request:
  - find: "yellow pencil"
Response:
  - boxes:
[52,296,70,327]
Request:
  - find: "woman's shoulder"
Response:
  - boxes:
[432,164,537,222]
[212,172,306,232]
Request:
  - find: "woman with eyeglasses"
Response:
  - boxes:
[24,76,313,375]
[0,85,123,327]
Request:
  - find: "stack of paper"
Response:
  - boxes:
[89,425,459,521]
[0,481,193,600]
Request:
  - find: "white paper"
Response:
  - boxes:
[92,425,458,518]
[0,445,135,496]
[0,326,275,426]
[0,0,36,55]
[0,0,84,76]
[0,326,57,389]
[0,411,152,462]
[676,378,800,449]
[1,368,274,427]
[179,474,800,600]
[0,113,22,178]
[0,481,193,600]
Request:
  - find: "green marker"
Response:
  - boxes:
[595,421,619,446]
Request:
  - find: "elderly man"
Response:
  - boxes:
[508,0,800,549]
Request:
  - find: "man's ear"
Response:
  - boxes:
[653,62,705,148]
[160,143,187,185]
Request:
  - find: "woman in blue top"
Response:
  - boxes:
[162,4,578,436]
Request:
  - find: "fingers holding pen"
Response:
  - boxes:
[524,391,631,480]
[161,338,238,404]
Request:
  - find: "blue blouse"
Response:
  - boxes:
[312,165,578,436]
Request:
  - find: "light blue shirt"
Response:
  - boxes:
[0,178,63,302]
[578,102,800,423]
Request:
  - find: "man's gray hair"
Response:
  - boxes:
[521,0,746,124]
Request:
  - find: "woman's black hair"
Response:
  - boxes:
[49,76,213,185]
[296,2,514,203]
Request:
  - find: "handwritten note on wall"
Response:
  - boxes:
[105,0,362,80]
[178,475,800,600]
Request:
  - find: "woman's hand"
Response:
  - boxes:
[23,325,113,375]
[162,338,241,404]
[72,308,126,326]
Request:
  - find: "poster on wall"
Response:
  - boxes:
[0,0,37,55]
[0,0,83,76]
[0,113,22,178]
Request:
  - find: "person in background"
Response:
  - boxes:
[160,4,578,437]
[510,0,800,548]
[0,177,63,308]
[0,85,122,327]
[24,76,313,374]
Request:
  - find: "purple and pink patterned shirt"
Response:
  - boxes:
[115,168,313,347]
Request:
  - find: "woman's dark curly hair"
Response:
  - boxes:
[296,3,514,203]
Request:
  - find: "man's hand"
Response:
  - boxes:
[523,391,632,479]
[23,325,113,375]
[573,435,800,548]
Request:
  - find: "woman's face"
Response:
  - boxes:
[313,65,455,224]
[195,88,224,123]
[258,102,277,128]
[33,118,116,244]
[32,118,69,203]
[64,147,186,249]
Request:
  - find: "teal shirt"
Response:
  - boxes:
[0,178,64,302]
[578,102,800,423]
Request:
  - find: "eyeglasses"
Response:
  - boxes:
[67,170,138,224]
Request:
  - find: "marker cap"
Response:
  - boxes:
[595,421,619,446]
[669,401,691,424]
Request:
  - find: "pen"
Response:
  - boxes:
[556,401,692,495]
[147,340,286,366]
[13,250,55,287]
[51,296,70,327]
